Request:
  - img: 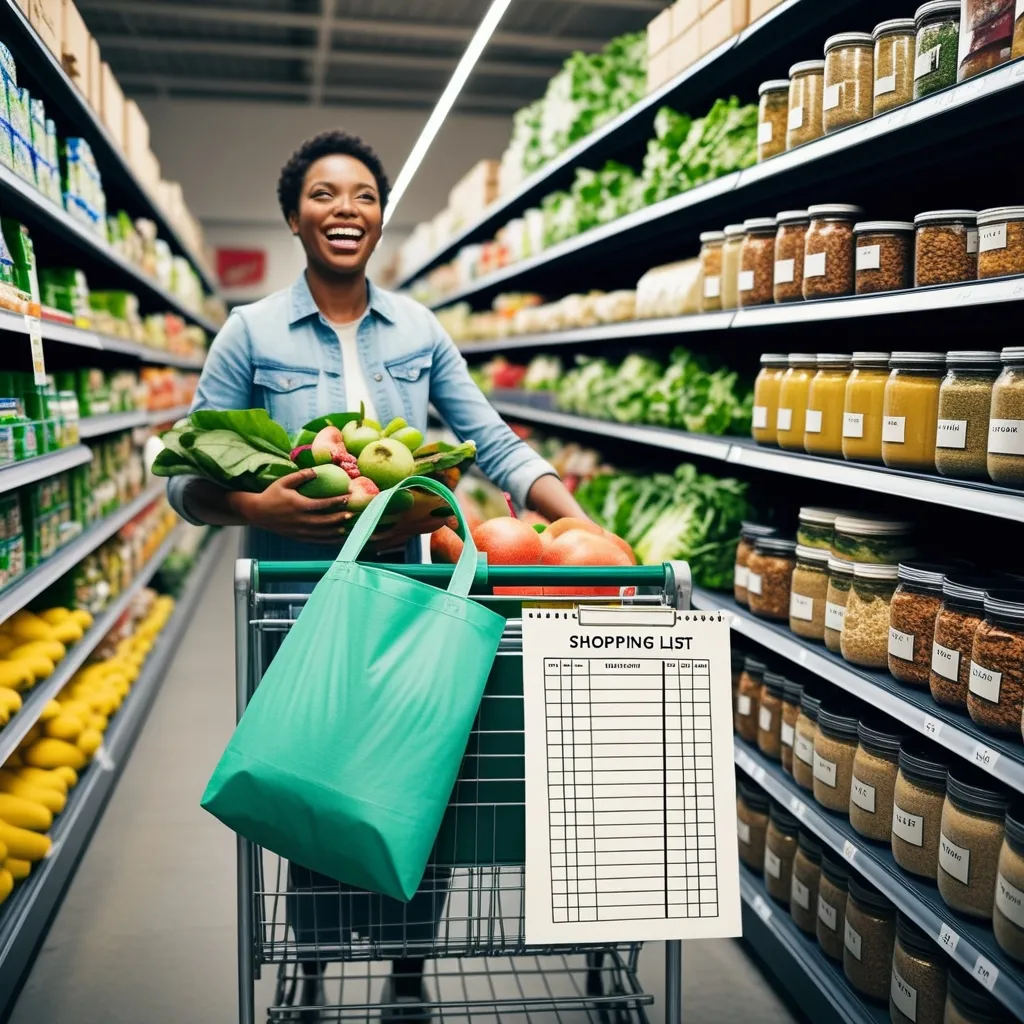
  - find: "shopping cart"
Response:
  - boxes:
[233,559,695,1024]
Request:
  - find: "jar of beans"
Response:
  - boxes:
[793,689,821,792]
[968,589,1024,737]
[758,669,786,761]
[698,230,725,312]
[781,676,803,776]
[930,573,993,710]
[737,779,770,871]
[773,210,810,303]
[882,351,945,473]
[853,221,914,295]
[936,350,1000,480]
[977,207,1024,279]
[872,18,917,115]
[892,741,949,880]
[721,223,745,310]
[789,544,830,641]
[803,204,863,300]
[748,536,797,621]
[739,218,778,307]
[841,563,899,670]
[757,80,789,162]
[988,346,1024,487]
[994,803,1024,964]
[735,655,765,742]
[891,913,948,1024]
[822,32,875,134]
[787,60,825,149]
[914,209,978,286]
[842,351,892,463]
[824,557,854,654]
[816,854,849,960]
[888,562,947,687]
[844,875,897,1002]
[777,352,817,451]
[764,802,801,903]
[790,830,822,933]
[850,717,905,842]
[734,520,777,604]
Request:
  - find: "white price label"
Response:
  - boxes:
[842,412,864,439]
[738,270,755,292]
[804,409,823,434]
[734,565,750,588]
[967,228,979,254]
[747,572,763,596]
[758,705,773,732]
[874,73,896,97]
[817,895,837,931]
[972,956,999,992]
[888,626,915,661]
[931,643,960,682]
[882,416,906,443]
[787,105,803,131]
[737,818,751,844]
[891,965,918,1020]
[781,721,795,747]
[776,408,793,431]
[856,244,881,271]
[973,744,1000,771]
[788,795,808,821]
[795,733,814,765]
[842,840,857,863]
[737,694,752,716]
[845,919,862,960]
[752,405,768,429]
[938,922,960,954]
[752,893,773,923]
[822,83,841,111]
[988,419,1024,456]
[996,872,1024,928]
[804,251,826,278]
[893,803,924,846]
[24,315,47,386]
[915,44,941,80]
[969,660,1002,703]
[923,715,944,738]
[850,775,875,813]
[757,121,774,145]
[95,745,115,771]
[792,876,810,910]
[979,223,1007,253]
[813,752,837,788]
[939,833,971,885]
[936,419,968,449]
[774,258,795,284]
[825,601,846,632]
[703,274,721,299]
[764,848,782,879]
[790,592,814,622]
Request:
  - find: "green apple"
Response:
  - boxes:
[382,417,407,437]
[342,419,380,456]
[298,464,351,498]
[357,438,416,489]
[390,426,424,451]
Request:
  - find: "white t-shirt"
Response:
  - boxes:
[328,315,378,422]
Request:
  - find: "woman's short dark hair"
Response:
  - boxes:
[277,130,390,220]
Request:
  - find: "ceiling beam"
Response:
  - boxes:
[309,0,337,105]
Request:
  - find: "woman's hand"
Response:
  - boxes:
[227,470,354,544]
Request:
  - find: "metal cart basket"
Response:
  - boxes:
[234,559,693,1024]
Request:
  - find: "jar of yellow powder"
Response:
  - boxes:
[805,353,852,457]
[777,353,817,451]
[882,352,945,472]
[752,353,788,446]
[842,351,891,463]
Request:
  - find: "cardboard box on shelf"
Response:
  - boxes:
[28,0,62,57]
[700,0,748,54]
[15,0,29,14]
[135,147,161,195]
[100,62,125,149]
[124,99,149,166]
[671,0,700,38]
[749,0,785,20]
[647,6,673,57]
[158,180,185,224]
[60,0,89,92]
[646,48,671,93]
[669,23,701,78]
[87,37,101,110]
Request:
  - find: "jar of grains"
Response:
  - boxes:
[787,60,826,149]
[758,669,786,761]
[757,80,790,162]
[806,354,853,456]
[850,717,905,842]
[833,514,915,565]
[844,875,897,1002]
[968,590,1024,736]
[777,353,817,450]
[945,964,1016,1024]
[698,231,725,312]
[735,520,777,604]
[988,346,1024,487]
[938,766,1010,919]
[798,506,847,550]
[790,544,831,641]
[803,204,864,300]
[842,563,899,669]
[892,741,949,879]
[774,210,810,303]
[936,350,1000,480]
[888,562,948,686]
[843,352,893,463]
[739,218,778,308]
[930,574,993,709]
[737,779,771,871]
[764,802,801,903]
[822,32,875,134]
[793,689,822,791]
[721,223,746,310]
[735,655,765,742]
[914,209,978,286]
[748,536,797,622]
[994,803,1024,964]
[891,914,948,1024]
[752,354,788,446]
[790,830,823,934]
[854,221,914,295]
[817,854,850,960]
[882,351,945,472]
[913,1,961,100]
[872,19,917,115]
[813,702,861,812]
[977,207,1024,280]
[825,557,855,654]
[781,676,803,776]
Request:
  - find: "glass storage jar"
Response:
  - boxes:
[737,779,770,870]
[790,544,831,641]
[833,515,915,566]
[777,353,817,450]
[958,2,1015,81]
[843,352,892,463]
[844,875,897,1002]
[798,506,847,550]
[977,207,1024,280]
[1016,1,1024,58]
[758,669,786,761]
[891,913,948,1024]
[757,80,790,162]
[781,677,803,776]
[790,830,822,933]
[930,574,992,709]
[816,854,849,960]
[888,562,948,686]
[872,18,917,114]
[994,803,1024,964]
[823,32,875,133]
[803,204,863,300]
[752,354,788,446]
[825,557,855,654]
[968,590,1024,736]
[794,690,821,791]
[764,802,801,903]
[813,702,860,812]
[786,60,825,149]
[721,223,745,310]
[698,230,725,312]
[850,717,905,841]
[882,351,945,472]
[914,209,978,286]
[774,210,810,303]
[842,563,899,669]
[748,536,797,622]
[892,741,949,880]
[735,520,777,604]
[988,346,1024,486]
[854,221,914,295]
[938,766,1010,919]
[739,218,778,308]
[936,351,1000,480]
[735,655,765,742]
[945,963,1016,1024]
[805,354,852,456]
[913,1,961,99]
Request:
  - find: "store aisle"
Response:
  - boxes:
[10,533,800,1024]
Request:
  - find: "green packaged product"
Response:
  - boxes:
[914,1,961,99]
[1,220,40,304]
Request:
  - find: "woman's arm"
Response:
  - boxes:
[526,473,588,521]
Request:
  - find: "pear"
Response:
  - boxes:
[357,438,416,489]
[298,464,351,498]
[382,417,407,437]
[342,419,380,457]
[390,426,424,451]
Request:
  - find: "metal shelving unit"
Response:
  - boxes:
[147,405,190,426]
[77,411,150,438]
[0,446,92,496]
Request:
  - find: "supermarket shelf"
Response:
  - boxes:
[0,524,185,764]
[489,394,1024,524]
[0,0,216,295]
[0,481,165,623]
[0,446,92,496]
[146,405,190,426]
[738,867,888,1024]
[733,740,1024,1018]
[0,528,228,1016]
[77,411,149,438]
[694,588,1024,794]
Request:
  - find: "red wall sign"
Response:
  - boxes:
[216,248,267,289]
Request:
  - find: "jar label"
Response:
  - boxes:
[826,601,846,632]
[735,564,750,588]
[738,270,755,292]
[776,408,793,431]
[915,44,941,80]
[787,105,803,131]
[850,774,876,813]
[856,244,881,271]
[931,641,960,682]
[822,83,841,111]
[842,412,864,439]
[752,405,768,429]
[704,275,721,299]
[747,572,763,596]
[888,626,915,661]
[891,965,918,1021]
[737,695,752,716]
[813,752,837,788]
[805,410,823,434]
[892,803,924,847]
[988,418,1024,456]
[737,818,751,844]
[979,223,1007,253]
[844,919,862,960]
[758,705,773,732]
[774,258,795,284]
[969,660,1002,702]
[882,416,906,443]
[792,876,810,910]
[790,592,815,621]
[936,419,968,450]
[817,895,837,931]
[795,733,814,765]
[874,73,896,97]
[764,847,782,879]
[939,832,971,885]
[995,873,1024,928]
[757,121,773,145]
[804,251,826,278]
[967,229,978,254]
[781,721,795,747]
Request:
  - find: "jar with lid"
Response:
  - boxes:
[825,557,854,654]
[841,564,900,669]
[936,351,1000,480]
[872,19,917,114]
[735,520,777,604]
[774,210,809,303]
[790,830,822,933]
[739,218,778,308]
[764,802,800,903]
[698,231,725,312]
[790,544,831,641]
[798,507,847,550]
[930,574,992,709]
[913,1,961,99]
[781,677,803,776]
[892,741,949,879]
[757,80,789,162]
[968,589,1024,736]
[777,353,817,450]
[803,204,864,300]
[977,207,1024,280]
[816,854,849,960]
[988,346,1024,486]
[752,354,787,446]
[938,766,1010,919]
[850,717,905,841]
[813,702,860,812]
[891,913,948,1024]
[945,963,1016,1024]
[735,655,765,742]
[854,222,914,295]
[914,210,978,286]
[793,690,821,791]
[882,352,945,472]
[786,60,825,149]
[758,670,785,761]
[994,803,1024,964]
[844,875,897,1002]
[958,2,1015,81]
[747,536,797,621]
[721,224,745,310]
[822,32,875,133]
[888,562,947,686]
[805,354,852,456]
[843,352,892,463]
[737,779,771,871]
[1016,2,1024,58]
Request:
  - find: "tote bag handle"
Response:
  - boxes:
[336,475,478,598]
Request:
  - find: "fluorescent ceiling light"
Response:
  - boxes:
[383,0,515,227]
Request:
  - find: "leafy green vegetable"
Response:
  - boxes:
[189,409,292,457]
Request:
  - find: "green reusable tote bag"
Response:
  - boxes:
[201,476,505,901]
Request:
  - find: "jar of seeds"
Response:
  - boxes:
[913,1,961,99]
[816,854,849,960]
[843,352,892,464]
[813,702,860,812]
[892,741,949,880]
[872,19,917,115]
[930,574,993,710]
[936,351,1000,480]
[735,655,765,742]
[891,914,948,1024]
[988,346,1024,487]
[721,223,745,310]
[758,669,786,761]
[735,520,777,603]
[698,230,725,312]
[994,803,1024,964]
[790,830,823,934]
[945,964,1016,1024]
[968,589,1024,736]
[737,779,771,871]
[844,875,897,1002]
[854,221,914,295]
[888,562,947,686]
[790,544,831,641]
[757,80,790,162]
[977,207,1024,280]
[781,676,803,776]
[752,354,788,447]
[825,557,854,654]
[764,802,801,903]
[739,218,779,308]
[823,32,875,134]
[748,536,797,621]
[841,563,899,669]
[804,204,864,300]
[787,61,825,149]
[850,717,905,842]
[774,210,810,304]
[914,210,978,286]
[793,689,821,791]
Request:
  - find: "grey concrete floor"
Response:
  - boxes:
[10,534,799,1024]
